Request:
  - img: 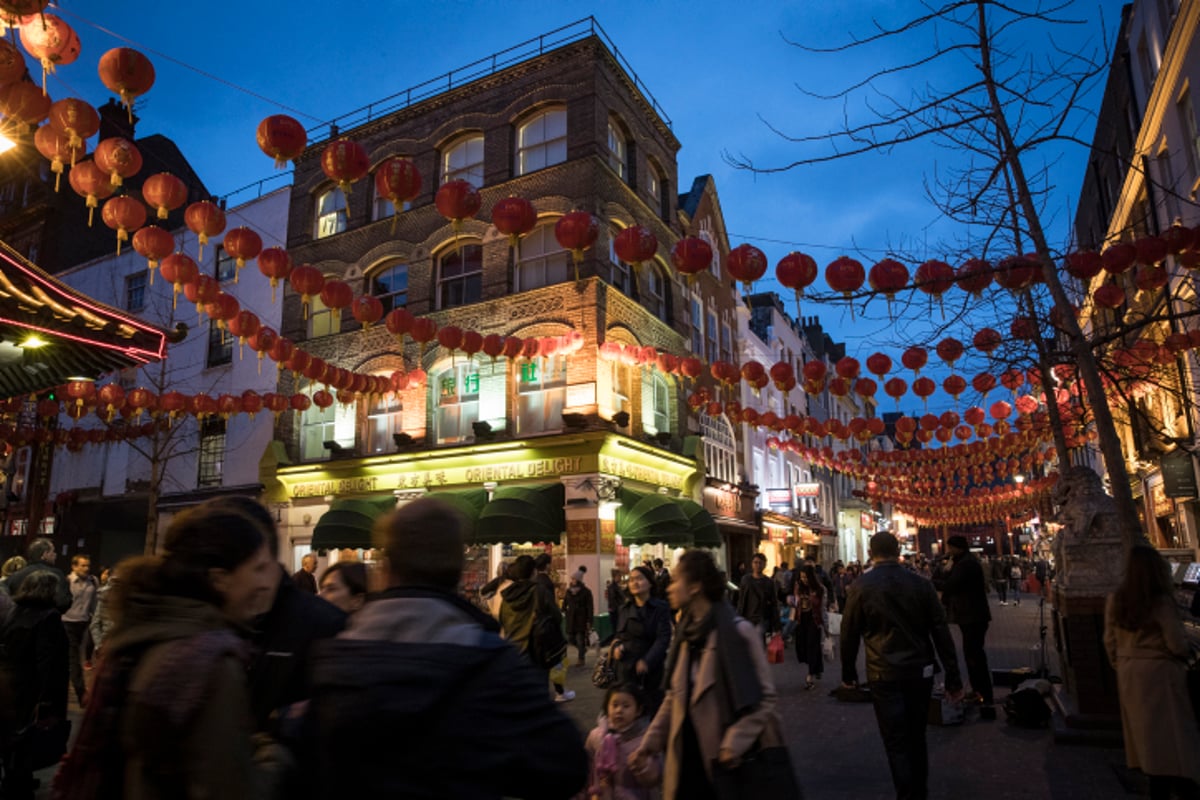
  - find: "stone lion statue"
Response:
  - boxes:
[1051,466,1124,593]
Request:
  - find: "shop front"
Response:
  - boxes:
[701,479,759,577]
[264,429,703,618]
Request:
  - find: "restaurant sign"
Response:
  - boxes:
[794,483,821,498]
[1161,449,1197,499]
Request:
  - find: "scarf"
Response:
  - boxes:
[663,601,762,727]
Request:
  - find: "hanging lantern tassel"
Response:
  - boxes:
[572,247,584,281]
[51,158,63,192]
[115,227,128,256]
[86,196,98,227]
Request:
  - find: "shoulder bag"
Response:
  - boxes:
[591,645,618,689]
[710,714,803,799]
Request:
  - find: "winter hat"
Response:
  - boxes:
[631,565,655,585]
[571,569,585,583]
[947,535,970,551]
[378,497,465,590]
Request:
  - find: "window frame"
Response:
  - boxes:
[642,370,671,436]
[197,417,226,488]
[299,388,356,461]
[431,358,505,444]
[701,413,738,484]
[605,226,633,295]
[215,245,237,283]
[125,271,146,312]
[646,265,668,323]
[308,293,335,339]
[365,388,403,455]
[607,119,628,181]
[437,242,484,309]
[442,133,485,186]
[370,262,409,314]
[315,188,348,239]
[515,223,571,292]
[206,321,232,368]
[516,355,568,435]
[516,107,568,176]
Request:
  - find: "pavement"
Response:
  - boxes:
[556,588,1144,800]
[33,587,1143,799]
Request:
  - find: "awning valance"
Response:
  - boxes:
[472,483,565,545]
[616,488,692,546]
[311,496,396,551]
[678,498,721,549]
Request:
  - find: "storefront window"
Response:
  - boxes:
[516,355,566,434]
[641,370,670,436]
[300,394,356,461]
[365,391,402,455]
[432,358,505,444]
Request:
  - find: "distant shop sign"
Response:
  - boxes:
[860,512,875,531]
[1161,450,1197,499]
[766,488,792,506]
[794,483,820,498]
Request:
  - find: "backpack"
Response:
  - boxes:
[1003,687,1051,728]
[1010,566,1022,580]
[530,612,568,669]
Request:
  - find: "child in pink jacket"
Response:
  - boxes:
[582,684,662,800]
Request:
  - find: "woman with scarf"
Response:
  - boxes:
[612,565,672,712]
[790,563,826,690]
[629,550,785,800]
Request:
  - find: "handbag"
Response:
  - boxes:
[710,716,803,800]
[767,633,784,665]
[826,611,843,636]
[592,645,618,689]
[22,712,72,771]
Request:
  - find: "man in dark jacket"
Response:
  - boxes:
[309,498,587,799]
[842,532,963,800]
[935,535,994,718]
[291,554,318,594]
[561,568,593,667]
[736,553,779,637]
[5,538,70,613]
[991,555,1009,605]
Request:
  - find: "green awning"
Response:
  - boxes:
[616,488,692,546]
[311,496,396,551]
[428,488,490,528]
[473,483,565,545]
[678,498,721,548]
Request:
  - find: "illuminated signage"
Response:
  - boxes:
[794,483,821,498]
[599,454,684,490]
[766,488,792,506]
[860,512,876,531]
[292,476,380,498]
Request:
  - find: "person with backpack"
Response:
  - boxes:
[613,565,672,715]
[532,553,573,703]
[52,501,291,799]
[1008,559,1023,606]
[308,498,587,798]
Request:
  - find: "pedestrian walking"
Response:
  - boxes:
[736,553,780,639]
[934,535,996,719]
[606,569,626,618]
[790,563,826,690]
[0,555,24,596]
[582,683,661,800]
[1008,559,1023,606]
[88,563,120,658]
[652,558,671,600]
[291,554,318,595]
[992,556,1009,605]
[534,552,575,703]
[308,497,587,799]
[317,561,367,615]
[52,502,292,799]
[0,571,69,800]
[612,565,672,714]
[841,532,963,800]
[562,568,594,667]
[629,550,796,800]
[5,538,70,613]
[61,554,98,706]
[1104,545,1200,800]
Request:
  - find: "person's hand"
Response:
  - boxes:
[718,747,742,769]
[635,658,649,676]
[946,687,965,704]
[628,748,650,773]
[612,643,623,660]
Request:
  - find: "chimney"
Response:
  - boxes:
[98,98,138,141]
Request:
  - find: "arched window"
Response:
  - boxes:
[701,413,738,484]
[308,293,335,339]
[515,223,570,291]
[315,189,346,238]
[437,243,483,309]
[516,354,567,434]
[645,263,668,323]
[517,108,567,175]
[442,134,484,185]
[607,119,628,181]
[641,370,670,436]
[604,226,632,295]
[300,386,356,461]
[370,262,408,313]
[430,357,506,444]
[365,380,402,455]
[372,172,412,222]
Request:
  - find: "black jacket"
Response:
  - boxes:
[561,584,594,634]
[6,562,71,613]
[934,552,992,626]
[0,598,68,728]
[247,568,346,729]
[736,574,780,631]
[291,569,317,595]
[841,561,962,690]
[615,597,672,673]
[309,587,587,799]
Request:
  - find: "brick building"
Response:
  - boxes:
[262,22,741,597]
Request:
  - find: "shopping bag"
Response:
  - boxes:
[767,633,785,664]
[821,633,834,662]
[826,612,842,636]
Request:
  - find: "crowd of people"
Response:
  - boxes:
[0,500,1196,799]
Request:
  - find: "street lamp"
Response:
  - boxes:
[0,132,16,156]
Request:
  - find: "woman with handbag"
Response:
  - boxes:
[612,566,671,713]
[790,564,826,690]
[629,550,800,800]
[0,570,69,800]
[1104,545,1200,800]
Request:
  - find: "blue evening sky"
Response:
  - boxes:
[37,1,1127,361]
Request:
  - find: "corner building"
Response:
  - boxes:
[266,25,737,606]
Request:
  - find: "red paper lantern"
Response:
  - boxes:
[776,251,818,313]
[482,333,505,361]
[1093,282,1125,310]
[205,292,240,330]
[222,227,262,280]
[613,225,658,268]
[1134,265,1169,293]
[943,375,967,399]
[671,237,713,279]
[866,353,892,378]
[491,195,537,246]
[257,247,293,301]
[184,201,226,258]
[321,139,370,195]
[228,310,261,351]
[68,159,114,225]
[0,38,24,85]
[1010,316,1038,340]
[554,211,599,272]
[375,157,422,217]
[802,360,827,382]
[269,338,295,370]
[248,325,277,357]
[19,13,79,82]
[34,124,83,191]
[461,330,484,358]
[97,47,155,117]
[65,379,96,408]
[935,338,964,367]
[854,377,878,399]
[973,328,1002,354]
[290,265,326,317]
[184,274,221,315]
[972,373,997,396]
[826,255,865,297]
[835,356,860,380]
[680,357,703,380]
[435,179,482,226]
[1064,251,1103,281]
[437,325,465,353]
[769,361,794,389]
[990,401,1013,421]
[47,96,98,154]
[502,336,524,360]
[141,173,188,220]
[1134,235,1167,266]
[241,390,264,418]
[0,80,51,130]
[726,243,768,291]
[290,393,312,413]
[868,258,909,300]
[915,260,955,297]
[409,317,438,348]
[384,307,414,342]
[158,253,199,305]
[256,115,307,168]
[994,254,1038,291]
[319,279,353,327]
[351,295,384,330]
[1101,242,1137,275]
[912,377,936,404]
[101,195,147,254]
[964,406,986,426]
[999,368,1025,393]
[135,225,176,275]
[93,137,143,187]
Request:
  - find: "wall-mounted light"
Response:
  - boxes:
[19,335,47,349]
